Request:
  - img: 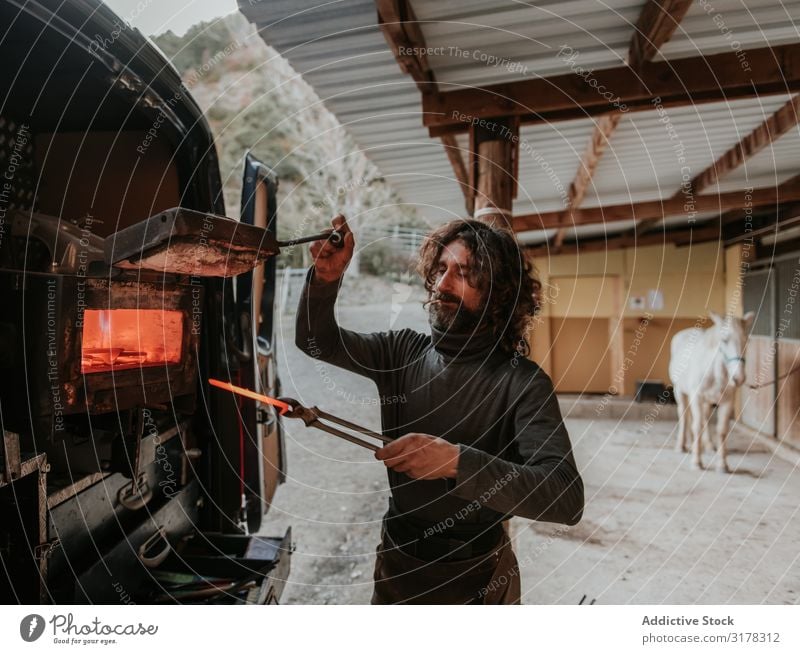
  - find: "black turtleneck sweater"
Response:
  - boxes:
[296,268,584,533]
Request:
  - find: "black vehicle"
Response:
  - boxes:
[0,0,291,603]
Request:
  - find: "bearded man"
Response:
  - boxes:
[296,214,583,604]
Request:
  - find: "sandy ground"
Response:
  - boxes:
[259,275,800,604]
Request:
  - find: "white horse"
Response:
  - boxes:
[669,311,755,472]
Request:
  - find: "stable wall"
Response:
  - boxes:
[529,241,727,395]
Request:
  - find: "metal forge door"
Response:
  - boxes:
[236,154,285,532]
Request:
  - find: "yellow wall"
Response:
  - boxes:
[723,243,748,414]
[529,241,727,394]
[725,243,745,318]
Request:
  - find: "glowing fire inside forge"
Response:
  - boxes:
[81,309,184,373]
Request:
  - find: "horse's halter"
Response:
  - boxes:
[719,343,746,371]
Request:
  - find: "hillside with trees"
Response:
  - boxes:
[152,14,427,271]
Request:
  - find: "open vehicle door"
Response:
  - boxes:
[236,153,286,533]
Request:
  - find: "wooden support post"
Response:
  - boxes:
[471,117,518,230]
[440,134,473,215]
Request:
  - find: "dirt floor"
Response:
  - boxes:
[259,274,800,604]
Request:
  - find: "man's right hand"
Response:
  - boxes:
[309,213,354,284]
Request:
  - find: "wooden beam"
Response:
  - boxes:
[471,118,517,229]
[423,43,800,133]
[375,0,437,95]
[676,95,800,197]
[553,112,622,247]
[628,0,695,70]
[727,214,800,244]
[722,201,800,243]
[514,175,800,231]
[552,1,694,249]
[672,225,721,246]
[440,134,473,214]
[756,233,800,260]
[569,114,623,209]
[632,94,800,236]
[527,224,720,257]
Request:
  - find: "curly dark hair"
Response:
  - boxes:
[416,219,541,357]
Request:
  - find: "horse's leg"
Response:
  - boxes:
[704,405,717,452]
[700,402,713,467]
[674,391,689,453]
[689,396,705,470]
[715,401,733,474]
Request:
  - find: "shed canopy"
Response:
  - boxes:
[240,0,800,251]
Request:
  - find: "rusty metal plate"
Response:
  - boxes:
[105,208,279,277]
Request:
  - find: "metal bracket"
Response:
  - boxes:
[2,430,22,482]
[255,408,276,426]
[35,538,61,561]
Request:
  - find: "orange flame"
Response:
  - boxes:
[208,379,291,415]
[81,308,183,373]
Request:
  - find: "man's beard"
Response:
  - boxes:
[428,292,484,333]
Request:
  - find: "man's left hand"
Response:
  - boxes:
[375,433,459,480]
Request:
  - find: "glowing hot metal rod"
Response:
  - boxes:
[209,379,392,452]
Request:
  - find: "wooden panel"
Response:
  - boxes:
[776,259,800,340]
[743,268,775,337]
[777,339,800,446]
[725,244,745,317]
[551,317,612,393]
[626,272,725,318]
[542,249,626,276]
[626,241,722,273]
[621,317,709,396]
[741,336,776,436]
[549,275,617,318]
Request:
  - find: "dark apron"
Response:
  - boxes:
[370,519,521,605]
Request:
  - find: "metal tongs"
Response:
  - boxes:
[277,397,393,452]
[208,379,390,452]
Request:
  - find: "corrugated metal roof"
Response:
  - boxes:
[413,0,641,87]
[240,0,799,242]
[660,0,800,60]
[583,94,796,207]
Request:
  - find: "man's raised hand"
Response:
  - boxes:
[310,213,355,284]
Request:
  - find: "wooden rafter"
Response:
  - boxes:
[633,94,800,236]
[440,134,473,214]
[676,94,800,198]
[514,175,800,231]
[373,1,797,244]
[569,114,624,209]
[527,224,720,257]
[423,44,800,134]
[375,1,491,211]
[552,1,694,248]
[553,112,622,248]
[628,0,694,70]
[721,201,800,244]
[375,0,437,95]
